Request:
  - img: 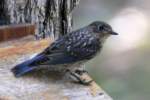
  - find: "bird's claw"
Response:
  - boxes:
[68,70,93,85]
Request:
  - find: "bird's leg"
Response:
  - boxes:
[75,65,88,75]
[67,69,93,85]
[75,69,88,75]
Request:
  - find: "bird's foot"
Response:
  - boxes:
[68,70,93,85]
[78,78,93,85]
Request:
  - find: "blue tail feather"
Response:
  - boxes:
[11,65,35,77]
[11,55,45,77]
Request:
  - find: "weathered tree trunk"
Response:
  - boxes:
[0,0,80,39]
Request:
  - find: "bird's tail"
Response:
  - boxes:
[11,63,35,77]
[11,55,45,77]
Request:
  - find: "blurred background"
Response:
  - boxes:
[73,0,150,100]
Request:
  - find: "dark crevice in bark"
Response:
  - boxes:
[61,0,66,36]
[0,0,9,25]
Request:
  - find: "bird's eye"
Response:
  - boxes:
[98,25,105,31]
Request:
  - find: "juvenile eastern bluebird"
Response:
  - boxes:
[11,21,118,85]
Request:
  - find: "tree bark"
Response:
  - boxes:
[0,0,80,39]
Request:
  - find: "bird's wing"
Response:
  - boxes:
[29,37,70,66]
[29,30,101,66]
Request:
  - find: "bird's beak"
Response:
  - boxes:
[110,31,118,35]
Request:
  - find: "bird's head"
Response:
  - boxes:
[89,21,118,41]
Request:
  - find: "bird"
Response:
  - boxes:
[11,21,118,85]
